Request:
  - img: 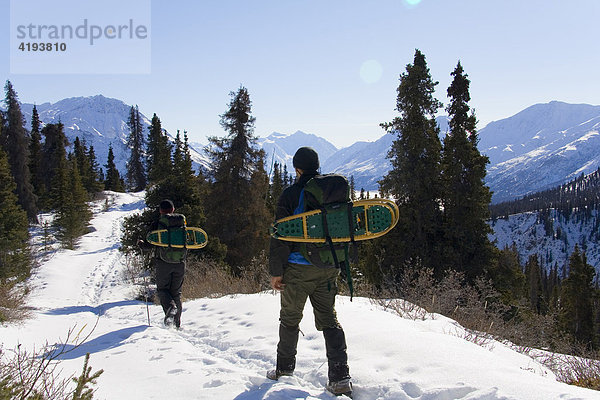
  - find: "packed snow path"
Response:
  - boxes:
[1,192,598,399]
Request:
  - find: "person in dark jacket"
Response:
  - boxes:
[267,147,352,396]
[139,199,186,328]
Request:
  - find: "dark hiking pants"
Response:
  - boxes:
[277,263,348,377]
[154,258,185,326]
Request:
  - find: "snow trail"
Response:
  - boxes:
[1,191,598,399]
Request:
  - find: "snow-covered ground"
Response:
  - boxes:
[1,191,598,399]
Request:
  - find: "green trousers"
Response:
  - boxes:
[279,263,341,331]
[276,263,348,373]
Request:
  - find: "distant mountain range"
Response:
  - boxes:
[10,96,600,204]
[478,101,600,203]
[18,95,207,174]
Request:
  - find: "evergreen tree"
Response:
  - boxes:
[440,61,493,282]
[486,244,525,306]
[282,164,291,187]
[104,145,124,192]
[376,49,443,281]
[29,104,45,203]
[172,130,185,178]
[559,245,596,345]
[205,86,270,274]
[172,130,195,189]
[42,123,69,211]
[2,81,37,222]
[0,127,31,281]
[524,255,545,314]
[349,175,356,201]
[268,162,285,216]
[146,113,172,184]
[86,145,104,194]
[54,156,92,249]
[73,137,92,197]
[126,105,146,191]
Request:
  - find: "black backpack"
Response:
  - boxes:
[156,213,188,263]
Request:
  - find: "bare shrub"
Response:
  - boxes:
[0,281,31,322]
[368,267,506,346]
[368,266,435,321]
[183,251,270,300]
[0,324,103,399]
[534,345,600,390]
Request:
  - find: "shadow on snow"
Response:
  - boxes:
[51,325,148,360]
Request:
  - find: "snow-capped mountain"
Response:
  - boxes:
[11,95,600,205]
[322,133,394,191]
[258,117,449,192]
[19,95,208,174]
[257,130,338,174]
[321,116,448,191]
[478,101,600,203]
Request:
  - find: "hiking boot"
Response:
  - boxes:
[266,368,293,380]
[164,305,177,327]
[326,378,352,397]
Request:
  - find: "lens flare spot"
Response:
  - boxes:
[403,0,423,7]
[359,60,383,84]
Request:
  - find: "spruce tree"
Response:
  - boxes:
[85,145,104,194]
[560,245,596,345]
[205,86,270,273]
[54,156,92,249]
[268,162,284,216]
[126,105,146,191]
[104,145,124,192]
[2,81,38,222]
[524,255,544,314]
[349,175,356,201]
[486,245,525,306]
[29,104,44,203]
[73,137,92,197]
[0,126,31,281]
[440,62,493,282]
[146,113,172,184]
[376,49,443,281]
[172,130,185,178]
[42,123,69,211]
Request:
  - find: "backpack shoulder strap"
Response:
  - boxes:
[293,189,306,215]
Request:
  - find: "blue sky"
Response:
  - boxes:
[1,0,599,148]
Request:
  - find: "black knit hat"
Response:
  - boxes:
[292,147,319,172]
[159,199,175,213]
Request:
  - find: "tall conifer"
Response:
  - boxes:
[205,86,269,273]
[376,49,443,280]
[73,137,92,197]
[560,246,596,345]
[0,125,31,281]
[440,62,493,281]
[42,123,69,211]
[85,145,104,194]
[54,156,92,249]
[126,105,146,191]
[104,145,124,192]
[29,104,44,203]
[2,81,37,222]
[146,113,172,184]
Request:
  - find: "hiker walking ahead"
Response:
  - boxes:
[267,147,352,396]
[139,199,187,328]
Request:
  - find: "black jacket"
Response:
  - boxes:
[269,172,318,276]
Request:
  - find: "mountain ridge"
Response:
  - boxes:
[6,95,600,203]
